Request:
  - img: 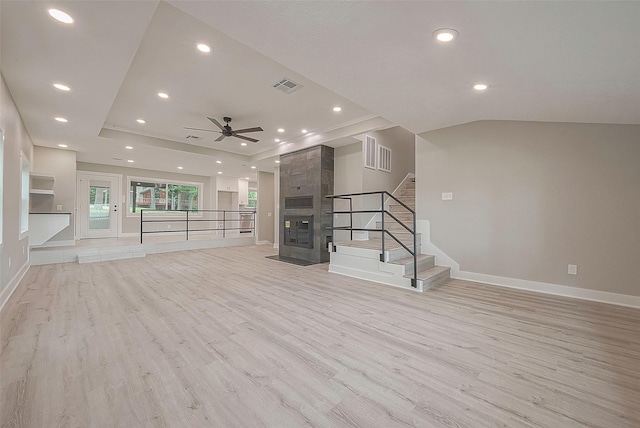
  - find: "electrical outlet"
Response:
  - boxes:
[167,224,171,229]
[442,192,453,201]
[268,212,272,217]
[57,204,62,211]
[568,264,578,275]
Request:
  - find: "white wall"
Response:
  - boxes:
[417,120,640,298]
[31,146,76,243]
[257,171,274,243]
[1,74,33,309]
[333,126,415,236]
[362,126,415,193]
[76,162,212,234]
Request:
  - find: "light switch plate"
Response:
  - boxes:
[568,264,578,275]
[442,192,453,201]
[57,204,63,211]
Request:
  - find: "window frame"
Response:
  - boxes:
[127,176,204,218]
[247,189,258,208]
[377,144,392,173]
[363,135,377,170]
[19,152,30,238]
[0,129,4,244]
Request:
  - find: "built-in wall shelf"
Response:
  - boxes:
[30,172,55,195]
[30,173,56,181]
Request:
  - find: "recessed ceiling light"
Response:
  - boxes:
[473,83,489,91]
[127,160,134,163]
[196,43,211,53]
[251,166,256,169]
[277,128,285,133]
[55,117,68,123]
[217,171,223,174]
[216,160,222,164]
[245,177,250,180]
[177,166,184,170]
[136,119,146,124]
[333,106,342,112]
[275,160,280,164]
[58,144,68,148]
[274,138,280,142]
[158,92,169,99]
[433,28,459,43]
[241,142,247,146]
[125,146,133,150]
[48,9,73,24]
[53,83,70,91]
[301,129,307,134]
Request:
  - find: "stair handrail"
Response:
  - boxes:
[326,190,418,288]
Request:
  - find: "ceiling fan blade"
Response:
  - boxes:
[232,126,264,134]
[183,126,221,133]
[233,134,259,143]
[214,135,226,142]
[207,117,225,131]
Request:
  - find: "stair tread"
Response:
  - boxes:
[414,265,450,280]
[388,254,434,266]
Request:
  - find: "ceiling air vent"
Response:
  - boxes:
[273,77,303,94]
[185,135,201,140]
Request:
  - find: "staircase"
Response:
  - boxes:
[328,176,450,292]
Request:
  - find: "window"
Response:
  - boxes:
[128,177,202,215]
[363,135,376,169]
[247,190,258,208]
[378,144,392,172]
[20,152,30,235]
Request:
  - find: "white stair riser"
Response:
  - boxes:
[386,244,422,262]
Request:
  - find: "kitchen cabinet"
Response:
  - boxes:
[217,176,239,192]
[238,179,248,206]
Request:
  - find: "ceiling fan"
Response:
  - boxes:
[184,117,263,143]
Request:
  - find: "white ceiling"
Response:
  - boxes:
[2,1,639,179]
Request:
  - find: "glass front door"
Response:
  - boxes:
[79,173,120,238]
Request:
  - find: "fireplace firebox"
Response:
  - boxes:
[283,215,314,248]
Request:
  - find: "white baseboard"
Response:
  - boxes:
[0,261,29,312]
[273,243,279,249]
[416,219,640,309]
[454,271,640,309]
[256,240,272,245]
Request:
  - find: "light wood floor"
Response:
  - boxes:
[1,245,639,427]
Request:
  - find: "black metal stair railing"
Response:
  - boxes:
[326,191,418,288]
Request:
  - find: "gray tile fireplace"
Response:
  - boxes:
[278,145,334,264]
